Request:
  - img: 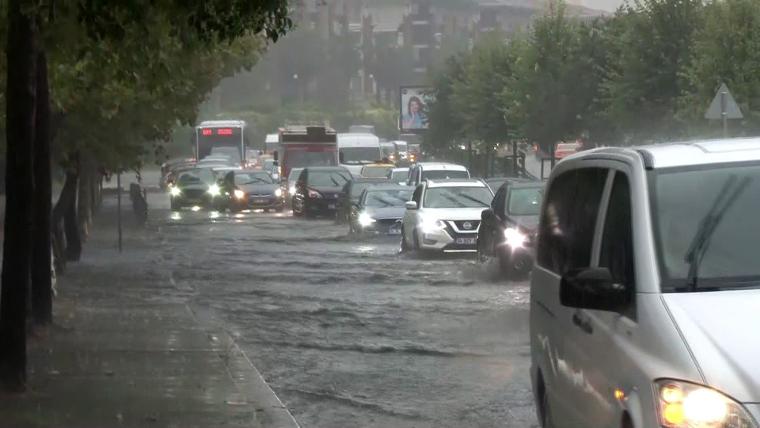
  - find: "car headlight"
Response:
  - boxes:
[358,212,375,227]
[504,227,528,249]
[656,379,757,428]
[208,184,221,197]
[274,188,283,198]
[169,187,181,197]
[308,189,322,199]
[421,217,445,234]
[233,189,245,200]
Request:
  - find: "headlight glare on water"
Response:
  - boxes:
[656,379,757,428]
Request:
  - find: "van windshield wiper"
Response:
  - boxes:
[684,175,751,291]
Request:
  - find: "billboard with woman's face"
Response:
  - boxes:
[400,86,432,132]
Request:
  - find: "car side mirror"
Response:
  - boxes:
[405,201,418,210]
[481,208,494,221]
[560,267,630,312]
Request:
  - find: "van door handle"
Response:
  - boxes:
[572,313,594,335]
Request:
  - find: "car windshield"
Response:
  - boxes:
[177,169,215,185]
[421,169,469,181]
[424,186,493,208]
[309,170,352,187]
[350,182,377,198]
[508,187,543,216]
[362,166,392,178]
[340,147,382,164]
[235,172,273,185]
[364,189,413,207]
[390,170,408,182]
[652,163,760,289]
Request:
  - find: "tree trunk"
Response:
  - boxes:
[63,169,81,262]
[31,50,51,325]
[77,163,91,242]
[0,0,37,392]
[52,167,78,271]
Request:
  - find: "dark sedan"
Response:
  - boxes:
[292,167,352,218]
[477,179,544,278]
[336,177,389,224]
[169,168,222,210]
[348,185,413,236]
[223,170,285,212]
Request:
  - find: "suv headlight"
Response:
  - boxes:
[233,189,245,200]
[208,184,221,197]
[421,217,445,234]
[274,188,283,198]
[656,379,757,428]
[308,189,322,199]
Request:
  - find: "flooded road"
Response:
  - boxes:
[150,194,537,427]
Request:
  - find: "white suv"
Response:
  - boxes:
[401,179,493,254]
[531,138,760,428]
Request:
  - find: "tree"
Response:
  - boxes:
[680,0,760,136]
[0,0,291,393]
[425,54,467,156]
[601,0,701,143]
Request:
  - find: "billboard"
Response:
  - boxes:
[399,86,433,132]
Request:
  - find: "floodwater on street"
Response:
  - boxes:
[148,192,537,428]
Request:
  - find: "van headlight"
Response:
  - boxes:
[656,380,757,428]
[169,187,181,197]
[358,212,375,227]
[208,184,221,197]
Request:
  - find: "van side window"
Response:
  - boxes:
[537,168,608,274]
[599,172,635,314]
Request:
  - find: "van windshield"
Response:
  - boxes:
[340,147,382,164]
[651,163,760,290]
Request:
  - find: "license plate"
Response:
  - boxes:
[328,204,336,209]
[254,199,267,204]
[456,237,477,245]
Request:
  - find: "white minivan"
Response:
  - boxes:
[337,133,383,176]
[531,138,760,428]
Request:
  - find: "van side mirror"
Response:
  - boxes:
[405,201,418,210]
[273,151,279,162]
[560,267,630,312]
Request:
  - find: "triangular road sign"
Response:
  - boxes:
[705,83,743,120]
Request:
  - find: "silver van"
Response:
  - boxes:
[530,138,760,428]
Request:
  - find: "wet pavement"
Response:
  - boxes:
[150,191,538,427]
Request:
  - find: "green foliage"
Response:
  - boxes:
[425,54,467,154]
[680,0,760,136]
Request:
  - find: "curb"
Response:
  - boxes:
[187,305,300,428]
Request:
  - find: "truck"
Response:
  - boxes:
[337,133,383,176]
[277,126,339,181]
[194,120,248,166]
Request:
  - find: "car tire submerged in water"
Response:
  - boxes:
[537,376,554,428]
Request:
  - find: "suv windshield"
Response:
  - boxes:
[235,172,273,185]
[424,186,492,208]
[508,187,543,216]
[364,189,412,207]
[652,163,760,289]
[421,170,469,181]
[309,170,352,187]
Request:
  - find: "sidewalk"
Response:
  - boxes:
[0,195,298,428]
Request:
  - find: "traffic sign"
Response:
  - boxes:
[705,83,743,120]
